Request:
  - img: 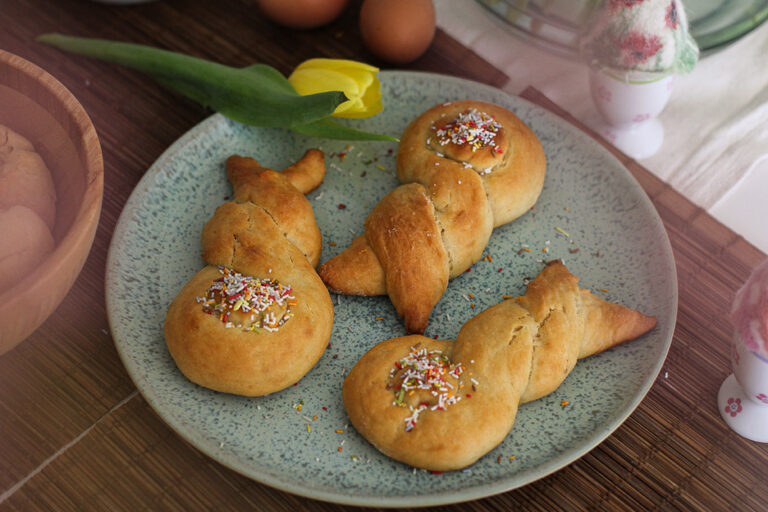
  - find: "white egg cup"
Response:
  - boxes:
[588,65,674,160]
[718,332,768,443]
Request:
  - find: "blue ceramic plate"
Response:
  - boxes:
[106,71,677,507]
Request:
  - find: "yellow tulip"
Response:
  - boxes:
[288,58,383,119]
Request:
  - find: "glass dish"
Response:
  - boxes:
[476,0,768,56]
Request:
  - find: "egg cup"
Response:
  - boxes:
[588,65,674,160]
[718,332,768,443]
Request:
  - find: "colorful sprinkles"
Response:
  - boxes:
[432,108,503,154]
[196,266,296,332]
[389,345,470,432]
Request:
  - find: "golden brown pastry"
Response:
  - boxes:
[164,150,334,396]
[318,100,546,333]
[343,261,657,471]
[0,125,57,230]
[0,205,55,290]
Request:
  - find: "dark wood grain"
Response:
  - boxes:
[1,0,767,510]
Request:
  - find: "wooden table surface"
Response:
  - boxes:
[2,0,767,510]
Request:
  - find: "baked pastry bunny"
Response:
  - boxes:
[343,260,657,471]
[164,150,333,396]
[318,100,546,333]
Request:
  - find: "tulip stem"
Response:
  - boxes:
[37,33,395,141]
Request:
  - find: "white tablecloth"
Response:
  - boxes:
[435,0,768,254]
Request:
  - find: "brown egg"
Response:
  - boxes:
[359,0,436,64]
[256,0,350,29]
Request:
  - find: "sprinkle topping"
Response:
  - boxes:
[432,108,503,153]
[196,267,296,332]
[389,346,468,431]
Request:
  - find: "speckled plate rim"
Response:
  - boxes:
[106,71,678,507]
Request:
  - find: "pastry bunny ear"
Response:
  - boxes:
[321,181,456,334]
[279,149,326,194]
[225,149,326,197]
[525,261,657,360]
[578,288,658,359]
[223,154,325,267]
[515,260,657,403]
[364,183,450,334]
[318,234,387,296]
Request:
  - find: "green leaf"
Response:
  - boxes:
[37,33,346,128]
[241,63,297,95]
[291,118,398,142]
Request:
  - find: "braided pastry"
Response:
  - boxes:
[318,100,546,334]
[164,151,333,396]
[342,261,656,471]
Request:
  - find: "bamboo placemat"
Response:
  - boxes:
[1,0,766,502]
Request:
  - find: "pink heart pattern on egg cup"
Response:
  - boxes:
[718,332,768,442]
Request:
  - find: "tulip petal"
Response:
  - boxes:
[332,73,382,118]
[339,68,375,90]
[289,69,361,98]
[294,58,379,74]
[288,62,384,118]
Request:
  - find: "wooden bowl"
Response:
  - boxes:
[0,50,103,355]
